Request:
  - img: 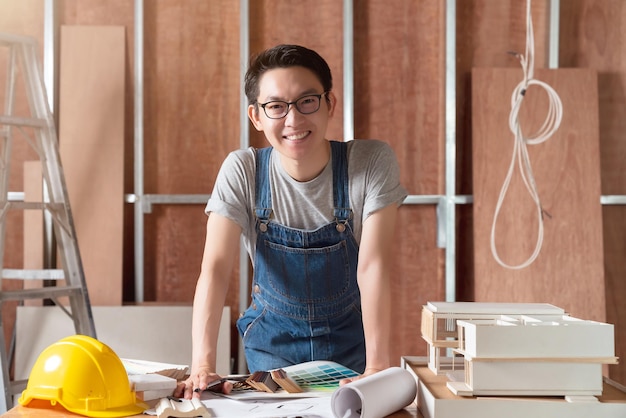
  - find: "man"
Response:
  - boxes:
[177,44,406,398]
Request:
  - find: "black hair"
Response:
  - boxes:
[244,44,333,106]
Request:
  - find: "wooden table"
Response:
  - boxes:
[4,401,421,417]
[5,361,426,417]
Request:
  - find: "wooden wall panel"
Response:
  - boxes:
[353,0,446,363]
[559,0,626,384]
[249,0,344,147]
[141,2,242,319]
[472,68,605,322]
[143,1,242,193]
[456,0,550,192]
[354,1,444,194]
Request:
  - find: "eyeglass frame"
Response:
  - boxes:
[257,91,329,119]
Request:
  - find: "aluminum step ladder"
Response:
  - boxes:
[0,32,96,412]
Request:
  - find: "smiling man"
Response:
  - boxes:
[177,44,407,399]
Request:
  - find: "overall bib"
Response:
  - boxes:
[236,141,365,373]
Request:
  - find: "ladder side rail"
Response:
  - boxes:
[3,43,18,119]
[36,116,97,337]
[0,40,20,414]
[20,40,96,338]
[49,215,96,337]
[0,320,10,412]
[0,43,18,208]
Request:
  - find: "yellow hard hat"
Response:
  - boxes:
[18,334,147,417]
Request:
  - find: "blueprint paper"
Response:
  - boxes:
[331,367,417,418]
[201,394,334,417]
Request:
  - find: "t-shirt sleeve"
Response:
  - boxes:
[352,140,407,221]
[204,149,255,235]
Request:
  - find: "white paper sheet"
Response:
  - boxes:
[202,394,334,417]
[144,366,417,418]
[330,367,417,418]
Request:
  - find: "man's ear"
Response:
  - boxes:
[326,91,338,117]
[248,104,263,131]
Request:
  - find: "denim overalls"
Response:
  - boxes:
[236,141,366,373]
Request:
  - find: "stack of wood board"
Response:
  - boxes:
[402,357,626,418]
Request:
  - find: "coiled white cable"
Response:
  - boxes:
[490,0,563,269]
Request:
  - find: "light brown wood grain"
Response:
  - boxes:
[559,0,626,386]
[472,68,605,324]
[59,25,126,305]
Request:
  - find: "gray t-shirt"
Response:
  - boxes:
[205,139,407,263]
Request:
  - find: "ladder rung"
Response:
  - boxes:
[0,285,82,302]
[7,192,24,202]
[2,201,65,211]
[2,268,65,280]
[0,115,47,128]
[9,380,27,396]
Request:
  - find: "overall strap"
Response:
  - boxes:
[254,147,273,222]
[255,142,352,224]
[331,141,352,222]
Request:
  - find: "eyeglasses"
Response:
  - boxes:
[258,92,327,119]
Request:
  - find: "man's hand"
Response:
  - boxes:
[174,368,233,399]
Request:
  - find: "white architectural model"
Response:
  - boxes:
[421,302,618,397]
[421,302,565,375]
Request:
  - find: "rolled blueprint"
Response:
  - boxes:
[331,367,417,418]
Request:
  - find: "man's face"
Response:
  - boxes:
[248,66,336,166]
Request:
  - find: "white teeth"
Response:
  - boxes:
[285,132,309,141]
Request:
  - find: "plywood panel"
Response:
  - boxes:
[390,206,444,364]
[354,1,445,195]
[559,0,626,385]
[249,0,343,147]
[59,25,125,305]
[602,206,626,384]
[456,0,550,195]
[143,1,241,194]
[352,0,446,365]
[141,1,241,319]
[472,68,605,324]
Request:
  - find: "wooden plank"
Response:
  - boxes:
[23,161,43,306]
[59,25,125,305]
[471,68,605,323]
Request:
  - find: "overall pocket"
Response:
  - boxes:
[261,239,352,303]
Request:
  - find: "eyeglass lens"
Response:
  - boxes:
[262,94,322,119]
